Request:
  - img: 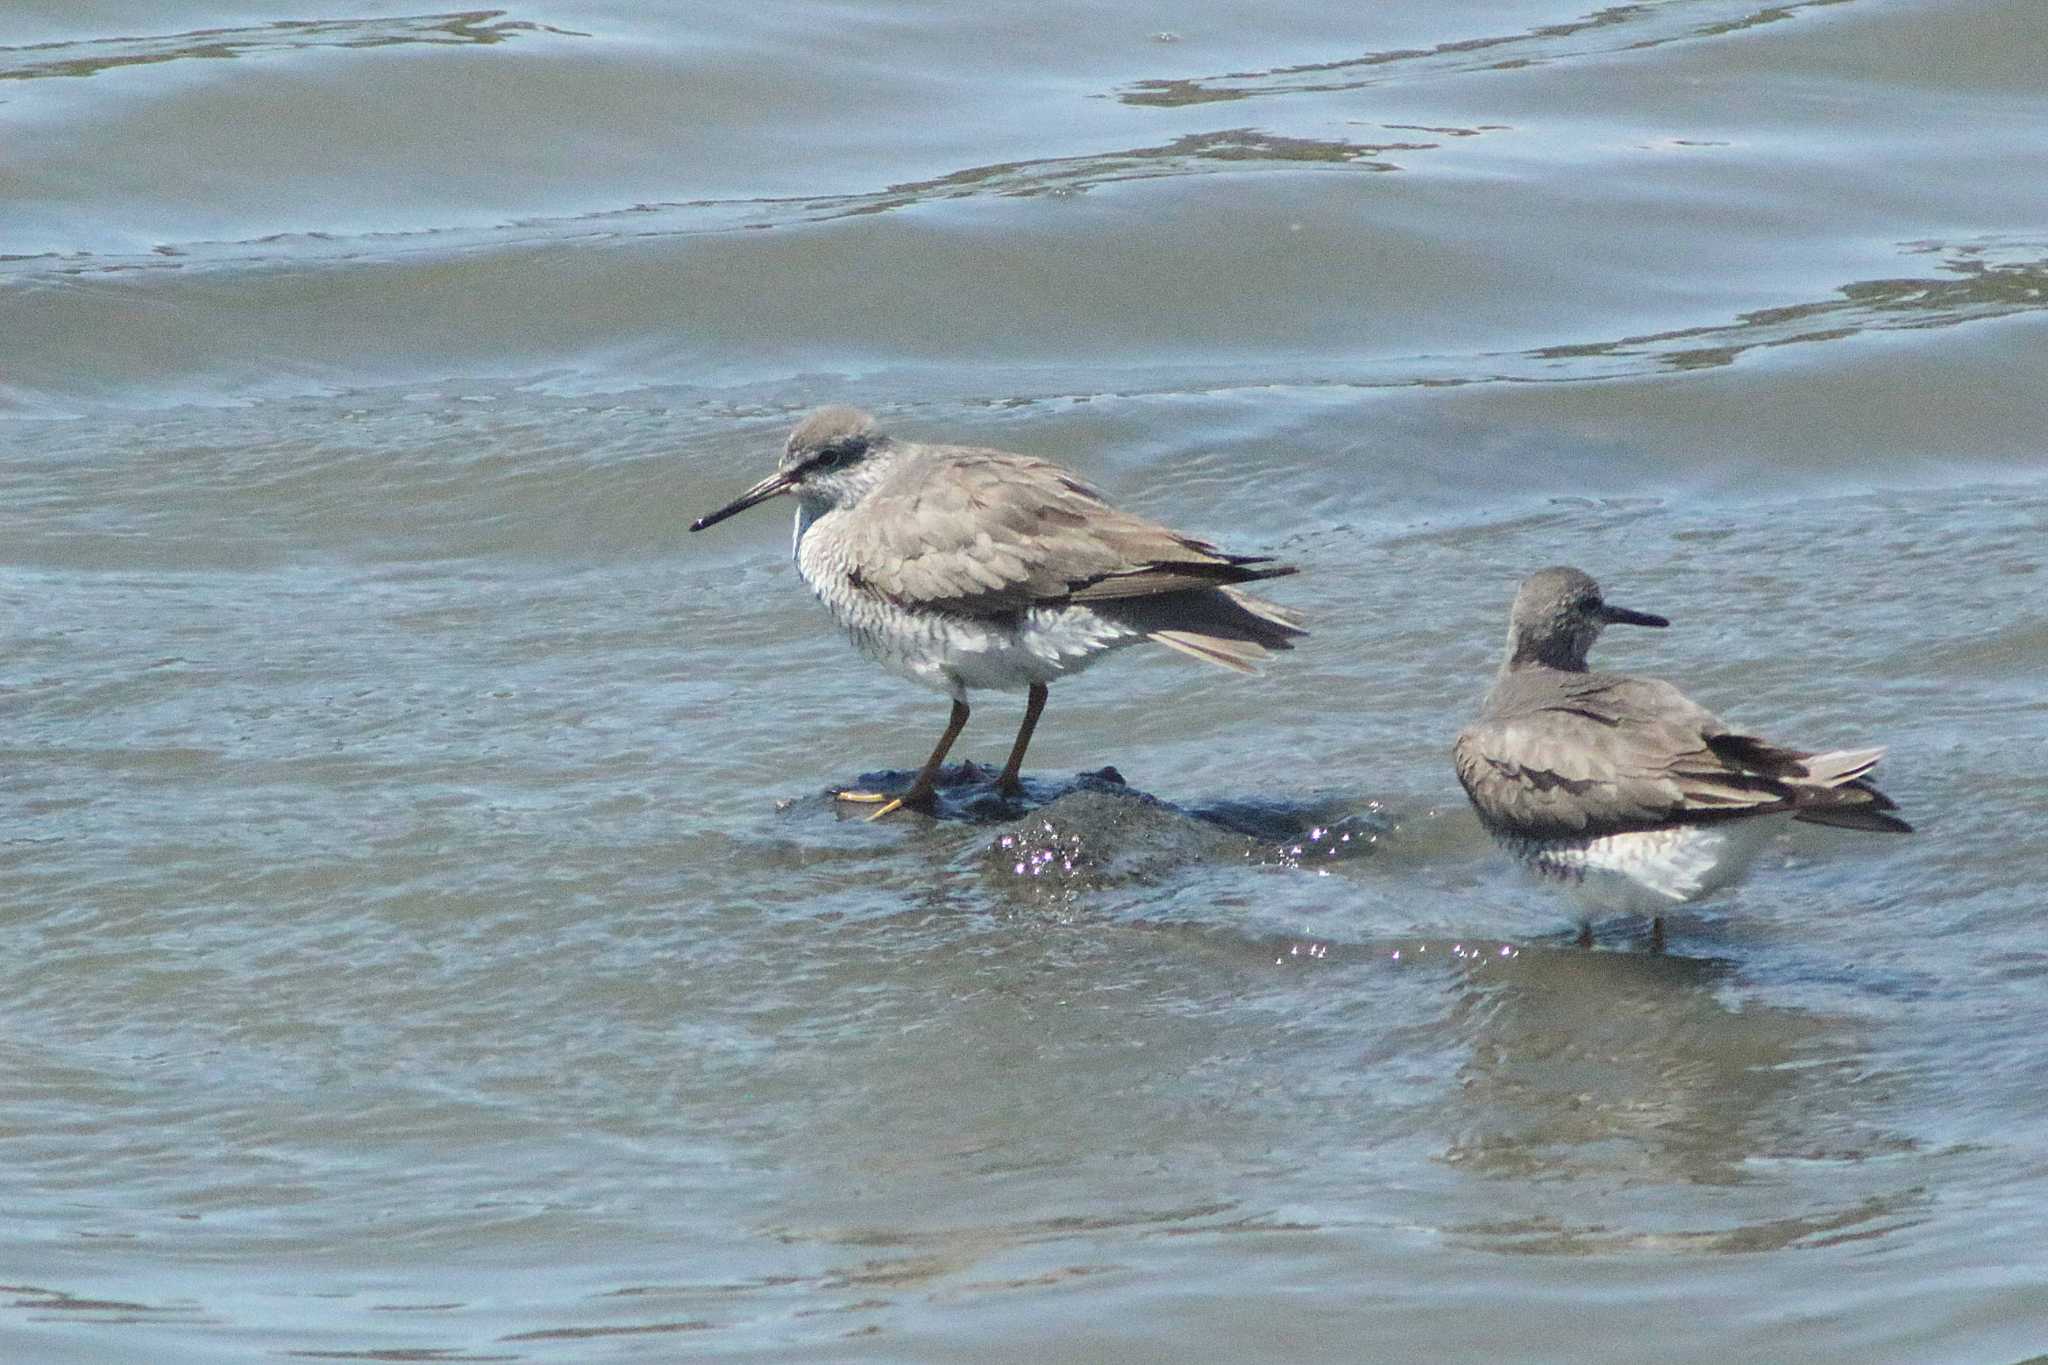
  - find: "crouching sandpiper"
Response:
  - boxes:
[1453,566,1910,946]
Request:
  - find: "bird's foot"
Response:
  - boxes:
[864,791,937,821]
[833,784,939,821]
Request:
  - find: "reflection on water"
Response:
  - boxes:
[1455,1190,1931,1255]
[1439,944,1930,1254]
[1450,947,1784,1182]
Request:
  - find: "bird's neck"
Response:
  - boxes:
[1502,644,1589,676]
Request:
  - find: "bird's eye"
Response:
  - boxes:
[813,446,847,470]
[1582,596,1603,613]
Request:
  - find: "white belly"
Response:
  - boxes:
[918,604,1138,694]
[792,507,1138,699]
[1505,817,1780,915]
[840,597,1138,698]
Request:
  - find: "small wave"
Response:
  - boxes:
[1,127,1435,283]
[0,9,583,85]
[1525,237,2048,375]
[1116,0,1855,107]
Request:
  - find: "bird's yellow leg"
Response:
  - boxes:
[843,699,970,821]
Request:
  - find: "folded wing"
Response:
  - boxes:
[1454,675,1909,838]
[844,450,1286,606]
[840,447,1305,669]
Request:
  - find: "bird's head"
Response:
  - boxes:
[1505,565,1669,672]
[689,406,888,532]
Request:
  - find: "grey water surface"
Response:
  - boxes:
[4,0,2048,1360]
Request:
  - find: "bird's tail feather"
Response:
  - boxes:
[1788,747,1912,833]
[1104,586,1306,675]
[1799,746,1886,787]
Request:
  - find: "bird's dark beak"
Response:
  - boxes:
[1597,602,1670,629]
[689,469,798,532]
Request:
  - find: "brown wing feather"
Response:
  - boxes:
[1455,674,1906,839]
[1454,708,1727,839]
[845,447,1292,613]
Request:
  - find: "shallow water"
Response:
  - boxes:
[4,1,2048,1360]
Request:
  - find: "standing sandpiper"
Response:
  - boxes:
[690,407,1305,817]
[1453,566,1910,946]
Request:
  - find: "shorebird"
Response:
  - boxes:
[1453,566,1910,946]
[690,407,1305,818]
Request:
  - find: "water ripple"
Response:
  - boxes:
[1116,0,1855,106]
[1,127,1434,279]
[1530,237,2048,374]
[0,9,581,84]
